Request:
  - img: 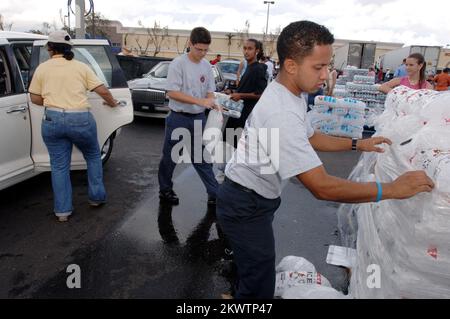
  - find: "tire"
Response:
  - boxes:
[101,134,114,165]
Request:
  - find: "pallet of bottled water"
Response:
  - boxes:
[353,75,375,84]
[346,83,386,101]
[345,82,386,120]
[336,67,372,85]
[343,67,370,79]
[308,96,366,139]
[333,85,348,98]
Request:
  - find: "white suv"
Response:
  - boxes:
[0,31,133,191]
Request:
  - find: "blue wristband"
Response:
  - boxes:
[376,181,383,202]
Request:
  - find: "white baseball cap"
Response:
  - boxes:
[46,30,73,46]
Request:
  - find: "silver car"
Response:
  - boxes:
[217,59,240,89]
[128,61,225,118]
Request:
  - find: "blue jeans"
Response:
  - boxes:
[216,178,281,299]
[158,111,218,197]
[41,110,106,217]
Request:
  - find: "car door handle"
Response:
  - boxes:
[117,100,127,107]
[7,106,28,114]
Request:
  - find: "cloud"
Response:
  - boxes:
[0,0,448,46]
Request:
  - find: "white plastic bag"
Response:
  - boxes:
[202,109,225,148]
[274,256,340,298]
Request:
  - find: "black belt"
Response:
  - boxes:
[172,111,202,117]
[224,177,254,194]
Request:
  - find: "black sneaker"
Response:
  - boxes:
[159,190,179,205]
[207,195,216,205]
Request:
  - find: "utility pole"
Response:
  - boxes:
[75,0,85,39]
[264,1,275,36]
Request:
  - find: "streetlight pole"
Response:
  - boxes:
[264,1,275,36]
[75,0,86,39]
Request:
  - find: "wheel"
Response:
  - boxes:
[101,134,114,165]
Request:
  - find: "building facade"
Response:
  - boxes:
[103,20,448,71]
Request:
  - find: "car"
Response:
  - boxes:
[217,60,241,90]
[128,61,225,118]
[0,31,133,191]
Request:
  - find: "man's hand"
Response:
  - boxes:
[357,136,392,153]
[102,100,119,108]
[211,102,223,112]
[199,97,217,110]
[385,171,435,200]
[230,93,241,102]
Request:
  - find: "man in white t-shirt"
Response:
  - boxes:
[264,56,274,82]
[158,27,220,206]
[216,20,435,299]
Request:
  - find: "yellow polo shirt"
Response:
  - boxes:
[29,55,104,109]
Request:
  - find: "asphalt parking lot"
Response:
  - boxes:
[0,116,360,298]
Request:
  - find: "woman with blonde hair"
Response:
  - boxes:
[379,53,433,93]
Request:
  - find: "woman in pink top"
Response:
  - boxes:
[379,53,433,94]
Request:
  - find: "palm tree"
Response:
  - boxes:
[225,33,235,59]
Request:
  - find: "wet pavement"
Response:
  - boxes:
[0,117,361,298]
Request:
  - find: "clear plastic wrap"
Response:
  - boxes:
[339,86,450,298]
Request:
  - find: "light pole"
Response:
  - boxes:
[75,0,86,39]
[264,1,275,36]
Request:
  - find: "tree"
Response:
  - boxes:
[235,20,250,49]
[225,33,235,59]
[58,9,110,38]
[136,21,169,56]
[85,12,111,38]
[0,14,13,31]
[59,9,72,35]
[28,21,58,35]
[173,34,188,55]
[263,26,281,57]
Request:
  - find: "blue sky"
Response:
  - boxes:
[1,0,449,47]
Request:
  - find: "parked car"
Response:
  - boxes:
[217,59,240,89]
[0,31,133,191]
[128,61,225,118]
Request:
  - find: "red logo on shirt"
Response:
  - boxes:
[200,75,206,83]
[427,247,438,259]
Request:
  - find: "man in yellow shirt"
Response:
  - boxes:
[29,30,118,222]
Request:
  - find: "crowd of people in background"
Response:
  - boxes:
[211,47,448,111]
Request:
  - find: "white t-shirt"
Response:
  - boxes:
[166,54,216,114]
[265,61,274,78]
[225,80,323,199]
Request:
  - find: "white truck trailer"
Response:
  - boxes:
[379,45,441,75]
[333,42,377,70]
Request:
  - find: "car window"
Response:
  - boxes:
[218,62,239,74]
[149,63,169,78]
[0,47,13,96]
[38,45,113,87]
[12,44,32,88]
[212,66,222,83]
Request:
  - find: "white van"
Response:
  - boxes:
[0,31,133,191]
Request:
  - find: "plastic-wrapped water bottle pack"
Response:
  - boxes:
[334,68,386,124]
[213,92,244,118]
[307,95,366,139]
[353,75,376,84]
